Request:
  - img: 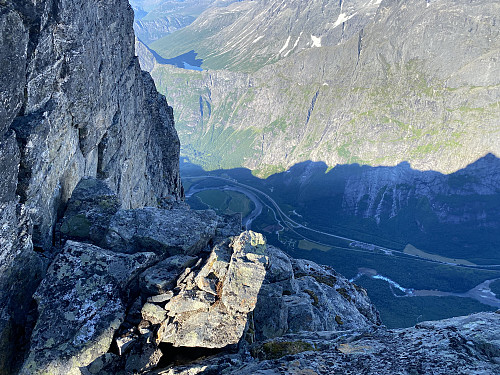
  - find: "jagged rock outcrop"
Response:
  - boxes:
[0,0,181,372]
[16,180,379,374]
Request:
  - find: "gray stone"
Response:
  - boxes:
[147,292,174,304]
[105,208,218,255]
[19,241,157,375]
[252,284,289,341]
[142,303,168,325]
[265,245,294,283]
[125,343,163,374]
[140,255,199,295]
[60,178,120,246]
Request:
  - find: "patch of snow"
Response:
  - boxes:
[279,36,291,54]
[253,35,264,43]
[333,12,357,28]
[284,32,303,57]
[311,35,322,48]
[323,82,329,86]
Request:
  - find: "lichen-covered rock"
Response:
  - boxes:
[157,232,269,348]
[19,241,157,375]
[150,312,500,375]
[59,178,120,247]
[290,258,381,328]
[105,208,218,255]
[142,303,168,325]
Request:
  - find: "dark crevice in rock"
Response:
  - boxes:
[78,126,88,156]
[10,106,48,204]
[10,297,39,375]
[305,90,319,127]
[157,343,224,368]
[97,131,109,179]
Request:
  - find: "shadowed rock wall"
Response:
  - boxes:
[0,0,182,372]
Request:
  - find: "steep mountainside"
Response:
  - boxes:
[150,0,382,72]
[0,0,181,372]
[147,0,500,176]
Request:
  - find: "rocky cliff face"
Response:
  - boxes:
[0,0,181,372]
[147,0,500,176]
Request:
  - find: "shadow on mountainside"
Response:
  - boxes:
[181,153,500,265]
[138,38,203,70]
[181,153,500,328]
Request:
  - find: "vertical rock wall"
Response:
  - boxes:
[0,0,182,372]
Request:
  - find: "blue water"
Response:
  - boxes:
[183,62,203,71]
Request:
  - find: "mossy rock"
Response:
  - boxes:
[304,289,319,307]
[336,287,352,302]
[251,340,315,360]
[60,214,91,239]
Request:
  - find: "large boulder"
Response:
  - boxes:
[105,207,219,255]
[59,178,120,247]
[19,241,157,375]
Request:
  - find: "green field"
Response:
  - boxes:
[191,189,255,218]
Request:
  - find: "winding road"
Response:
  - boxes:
[184,175,500,271]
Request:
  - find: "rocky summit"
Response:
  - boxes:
[0,0,499,375]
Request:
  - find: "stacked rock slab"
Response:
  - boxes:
[0,0,182,371]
